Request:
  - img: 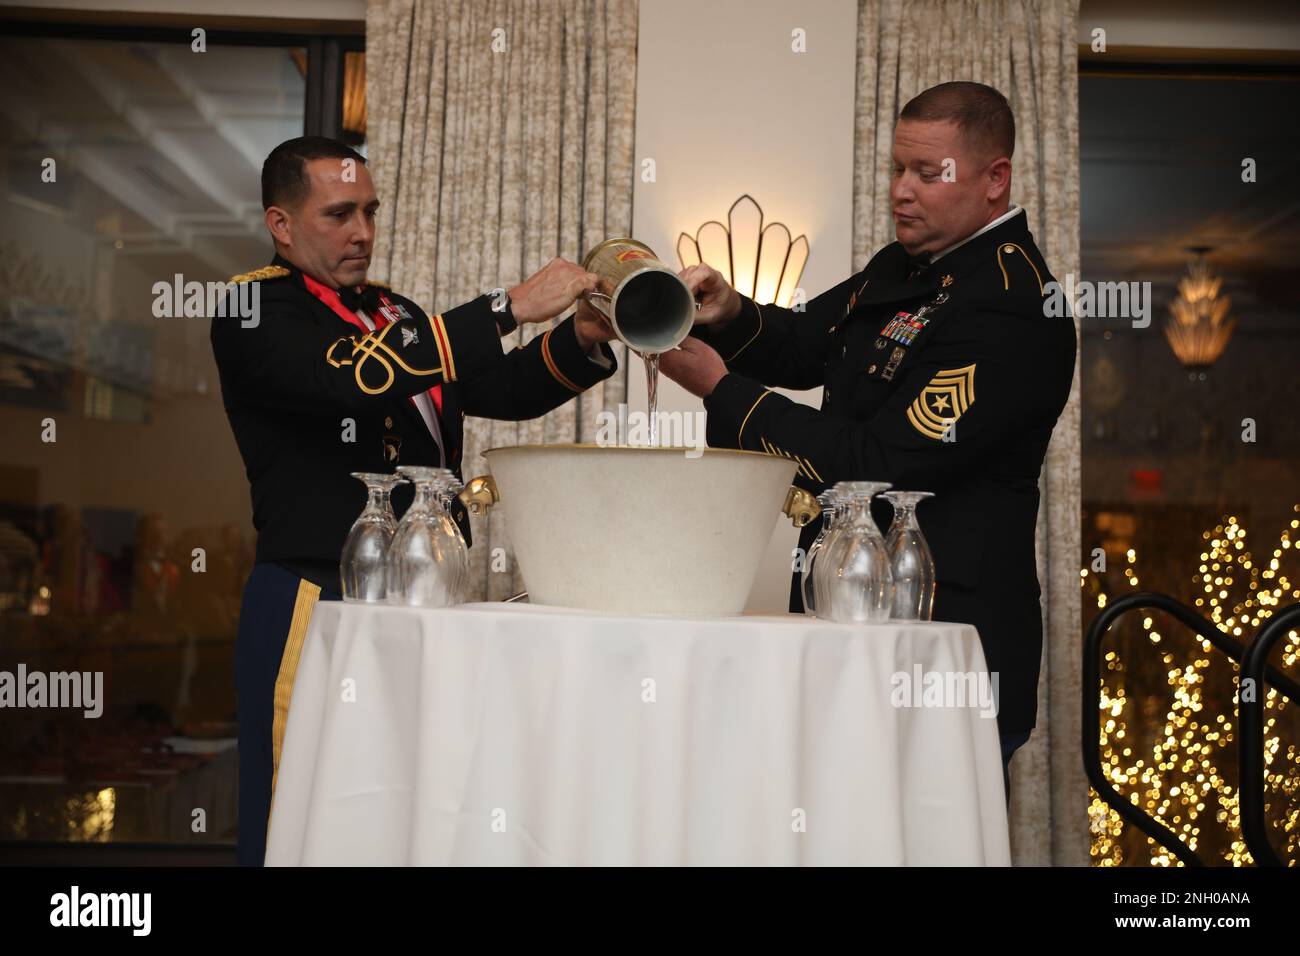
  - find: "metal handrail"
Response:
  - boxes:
[1082,591,1300,867]
[1239,603,1300,867]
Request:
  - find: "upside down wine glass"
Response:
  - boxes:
[340,472,407,603]
[882,490,936,621]
[386,466,470,607]
[801,488,846,616]
[813,480,894,623]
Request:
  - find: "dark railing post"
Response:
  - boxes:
[1082,591,1300,868]
[1083,593,1205,866]
[1239,604,1300,868]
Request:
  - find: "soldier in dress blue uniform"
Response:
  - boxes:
[211,136,618,865]
[661,83,1077,797]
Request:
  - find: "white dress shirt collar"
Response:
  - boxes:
[927,204,1024,264]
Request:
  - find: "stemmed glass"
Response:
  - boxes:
[801,488,845,616]
[386,466,470,607]
[813,480,893,623]
[340,472,406,603]
[882,491,936,621]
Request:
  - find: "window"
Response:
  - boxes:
[0,23,362,855]
[1079,69,1300,866]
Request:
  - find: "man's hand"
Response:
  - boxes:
[509,258,598,324]
[658,336,728,398]
[679,263,741,328]
[573,298,618,353]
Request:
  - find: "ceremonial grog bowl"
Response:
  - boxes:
[459,444,818,615]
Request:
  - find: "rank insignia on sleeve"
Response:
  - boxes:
[906,364,976,440]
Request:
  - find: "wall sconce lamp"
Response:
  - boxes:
[677,195,808,308]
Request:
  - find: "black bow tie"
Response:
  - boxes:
[336,284,382,313]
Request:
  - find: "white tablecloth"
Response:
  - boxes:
[265,602,1009,866]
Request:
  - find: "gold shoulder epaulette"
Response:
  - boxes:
[366,278,391,290]
[230,265,291,284]
[994,242,1044,295]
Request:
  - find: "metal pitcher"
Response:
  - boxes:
[577,238,696,353]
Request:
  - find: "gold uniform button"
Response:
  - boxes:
[868,364,877,374]
[385,416,394,429]
[1003,244,1015,253]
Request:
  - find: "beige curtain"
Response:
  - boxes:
[366,0,638,599]
[854,0,1085,865]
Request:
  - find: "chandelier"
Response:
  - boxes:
[1164,248,1235,372]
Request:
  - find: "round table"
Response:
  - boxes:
[264,601,1009,866]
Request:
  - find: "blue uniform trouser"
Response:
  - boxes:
[235,562,339,866]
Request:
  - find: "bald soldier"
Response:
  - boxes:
[660,82,1076,795]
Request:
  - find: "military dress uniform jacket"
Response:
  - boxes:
[211,254,617,591]
[696,209,1075,733]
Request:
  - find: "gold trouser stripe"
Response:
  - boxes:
[267,578,321,833]
[724,301,765,361]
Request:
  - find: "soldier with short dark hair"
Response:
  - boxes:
[661,82,1077,797]
[212,135,618,865]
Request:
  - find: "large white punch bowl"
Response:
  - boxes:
[480,444,800,615]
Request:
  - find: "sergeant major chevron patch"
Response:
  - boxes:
[906,364,976,440]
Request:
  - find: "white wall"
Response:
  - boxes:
[633,0,858,612]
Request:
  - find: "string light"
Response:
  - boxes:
[1087,504,1300,866]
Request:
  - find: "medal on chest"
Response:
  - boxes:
[878,290,950,347]
[376,293,413,326]
[881,311,926,346]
